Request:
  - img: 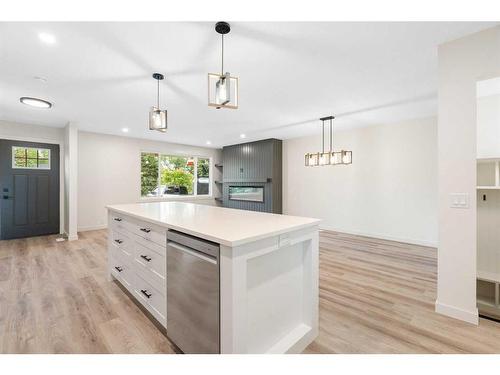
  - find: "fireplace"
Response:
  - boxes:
[228,186,264,203]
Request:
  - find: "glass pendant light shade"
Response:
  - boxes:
[319,152,331,166]
[215,74,231,105]
[209,72,239,109]
[305,153,319,166]
[149,106,167,132]
[149,73,167,133]
[341,150,352,164]
[331,151,342,165]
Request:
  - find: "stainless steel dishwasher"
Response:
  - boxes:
[166,229,220,354]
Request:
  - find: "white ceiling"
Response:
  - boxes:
[0,22,497,148]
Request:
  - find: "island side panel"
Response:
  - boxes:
[220,225,319,354]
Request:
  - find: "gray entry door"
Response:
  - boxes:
[0,139,60,240]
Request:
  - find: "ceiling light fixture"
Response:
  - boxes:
[208,22,239,109]
[304,116,352,166]
[38,32,56,45]
[206,141,212,145]
[149,73,167,133]
[19,96,52,109]
[240,134,246,139]
[121,128,129,133]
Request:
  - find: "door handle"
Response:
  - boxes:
[2,195,13,200]
[140,254,152,262]
[114,239,123,244]
[140,228,151,233]
[114,266,123,272]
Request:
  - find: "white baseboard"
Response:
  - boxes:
[435,300,479,325]
[78,224,107,232]
[319,225,438,248]
[64,232,79,241]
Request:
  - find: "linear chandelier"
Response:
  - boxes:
[305,116,352,166]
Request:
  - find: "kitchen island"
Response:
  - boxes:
[106,202,320,354]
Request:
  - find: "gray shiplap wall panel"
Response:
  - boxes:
[222,139,282,214]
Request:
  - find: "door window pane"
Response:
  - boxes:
[38,159,50,169]
[141,153,159,197]
[197,158,210,195]
[12,147,51,169]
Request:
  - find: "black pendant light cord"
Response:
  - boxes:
[322,120,325,154]
[221,34,224,76]
[330,118,333,152]
[157,79,160,108]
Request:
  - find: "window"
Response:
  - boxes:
[12,146,50,169]
[141,152,211,197]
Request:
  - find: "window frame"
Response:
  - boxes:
[140,151,213,200]
[11,146,51,170]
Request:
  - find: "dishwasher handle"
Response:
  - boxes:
[168,241,218,265]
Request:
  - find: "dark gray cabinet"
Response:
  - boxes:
[221,139,282,214]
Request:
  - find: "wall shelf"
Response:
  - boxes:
[478,270,500,284]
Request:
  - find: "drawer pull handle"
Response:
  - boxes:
[114,239,123,244]
[140,255,152,262]
[140,228,151,233]
[113,217,122,222]
[114,266,123,272]
[141,289,152,298]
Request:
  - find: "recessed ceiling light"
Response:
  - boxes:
[38,32,56,45]
[121,128,129,133]
[240,134,246,139]
[19,97,52,109]
[206,140,212,145]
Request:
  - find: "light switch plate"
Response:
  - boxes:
[450,193,469,209]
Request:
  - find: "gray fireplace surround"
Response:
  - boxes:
[221,138,282,214]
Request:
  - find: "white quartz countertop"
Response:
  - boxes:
[107,202,320,247]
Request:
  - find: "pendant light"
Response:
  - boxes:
[149,73,167,133]
[304,116,352,167]
[208,22,239,109]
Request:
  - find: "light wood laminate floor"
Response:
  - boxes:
[1,229,500,353]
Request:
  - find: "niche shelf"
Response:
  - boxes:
[477,159,500,189]
[477,158,500,320]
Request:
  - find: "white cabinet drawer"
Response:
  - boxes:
[109,255,134,293]
[109,212,166,248]
[134,240,166,293]
[110,215,129,232]
[110,242,132,266]
[110,230,134,261]
[133,225,166,247]
[134,274,166,326]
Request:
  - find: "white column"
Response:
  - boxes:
[64,122,78,241]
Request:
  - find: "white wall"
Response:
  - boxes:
[477,94,500,159]
[0,120,66,234]
[77,131,222,231]
[283,117,438,247]
[436,26,500,324]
